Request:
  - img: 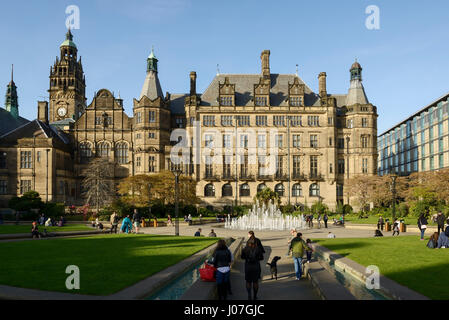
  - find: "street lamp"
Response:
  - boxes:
[171,164,183,236]
[390,171,398,222]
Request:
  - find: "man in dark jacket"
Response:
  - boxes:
[436,212,446,235]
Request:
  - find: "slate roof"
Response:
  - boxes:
[0,108,30,136]
[170,94,188,114]
[140,71,164,101]
[0,119,71,146]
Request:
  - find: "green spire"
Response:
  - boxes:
[350,59,362,81]
[60,28,77,49]
[5,64,19,119]
[147,46,158,72]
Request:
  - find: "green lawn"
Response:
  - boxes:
[344,215,435,226]
[315,236,449,300]
[0,234,217,295]
[0,224,92,235]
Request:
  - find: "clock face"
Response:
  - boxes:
[58,107,67,117]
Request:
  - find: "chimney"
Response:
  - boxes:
[261,50,271,80]
[38,101,49,124]
[318,72,327,97]
[190,71,197,96]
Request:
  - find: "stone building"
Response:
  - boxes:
[0,31,378,210]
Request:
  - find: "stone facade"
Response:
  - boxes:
[0,32,378,211]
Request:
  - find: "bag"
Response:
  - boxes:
[426,239,435,249]
[199,263,216,282]
[421,225,427,229]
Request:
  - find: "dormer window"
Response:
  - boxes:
[290,96,303,107]
[220,96,233,106]
[288,78,305,107]
[255,96,267,106]
[219,77,235,107]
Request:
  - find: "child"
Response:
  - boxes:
[305,239,314,263]
[392,220,400,236]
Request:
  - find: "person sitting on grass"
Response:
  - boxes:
[208,229,217,237]
[374,229,383,237]
[194,228,202,237]
[437,227,449,249]
[45,217,52,227]
[427,232,439,249]
[31,222,41,239]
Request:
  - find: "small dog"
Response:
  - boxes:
[266,256,281,280]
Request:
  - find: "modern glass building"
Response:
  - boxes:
[378,93,449,176]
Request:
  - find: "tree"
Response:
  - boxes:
[82,158,115,213]
[344,175,378,211]
[254,187,280,206]
[118,171,200,207]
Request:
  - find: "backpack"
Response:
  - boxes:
[445,227,449,237]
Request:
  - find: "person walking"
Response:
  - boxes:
[377,216,384,230]
[132,209,141,234]
[248,231,265,255]
[241,238,264,300]
[212,239,233,300]
[392,219,400,236]
[110,211,119,234]
[436,212,446,235]
[317,214,322,229]
[288,231,308,280]
[418,213,428,241]
[167,214,174,227]
[323,213,328,229]
[121,215,132,234]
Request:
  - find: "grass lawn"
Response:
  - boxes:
[0,224,92,235]
[315,236,449,300]
[0,234,217,295]
[344,215,435,226]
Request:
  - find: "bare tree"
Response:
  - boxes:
[82,158,115,213]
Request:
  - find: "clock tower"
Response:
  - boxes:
[48,29,86,123]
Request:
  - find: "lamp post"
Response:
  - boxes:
[390,171,398,222]
[171,165,183,236]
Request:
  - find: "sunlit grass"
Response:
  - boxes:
[0,224,92,235]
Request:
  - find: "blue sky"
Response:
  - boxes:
[1,0,448,134]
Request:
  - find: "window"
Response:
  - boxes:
[292,184,302,197]
[36,151,41,163]
[136,157,141,167]
[338,159,345,174]
[149,132,155,139]
[95,117,102,125]
[275,184,285,197]
[337,184,344,197]
[308,116,319,127]
[223,156,232,178]
[257,183,267,193]
[256,116,267,126]
[222,184,233,197]
[258,135,266,148]
[203,116,215,127]
[337,138,345,149]
[223,135,231,148]
[176,117,185,128]
[430,156,434,170]
[422,158,426,171]
[136,133,142,140]
[20,151,32,169]
[149,111,156,123]
[115,143,128,164]
[20,180,31,194]
[293,156,301,177]
[255,96,267,106]
[275,135,284,148]
[0,152,7,169]
[240,155,249,177]
[135,112,142,124]
[205,156,213,178]
[221,116,233,126]
[347,119,353,129]
[273,116,285,127]
[240,135,248,148]
[98,142,110,158]
[310,156,318,176]
[220,96,233,106]
[439,138,444,152]
[205,135,214,148]
[292,135,301,148]
[240,184,250,197]
[290,96,303,106]
[361,136,369,148]
[362,158,368,174]
[80,143,92,163]
[328,117,334,126]
[276,156,284,177]
[290,116,302,127]
[362,118,368,128]
[204,184,215,197]
[258,156,267,176]
[310,135,318,148]
[237,116,250,126]
[329,163,333,174]
[0,180,7,195]
[149,156,155,173]
[309,183,320,197]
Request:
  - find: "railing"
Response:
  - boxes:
[257,174,273,181]
[292,173,307,181]
[204,174,220,181]
[222,174,236,181]
[239,174,255,181]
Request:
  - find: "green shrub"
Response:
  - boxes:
[397,203,409,218]
[41,203,65,218]
[183,205,197,217]
[311,202,329,215]
[281,204,295,214]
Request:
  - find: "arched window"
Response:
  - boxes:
[275,184,285,197]
[115,142,128,164]
[309,183,320,197]
[240,184,250,197]
[204,184,215,197]
[292,184,303,197]
[98,142,110,158]
[257,183,267,193]
[79,142,92,164]
[222,184,233,197]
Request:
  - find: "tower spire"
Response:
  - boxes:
[11,64,14,84]
[5,65,19,118]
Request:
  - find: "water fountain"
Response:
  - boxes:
[225,200,308,231]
